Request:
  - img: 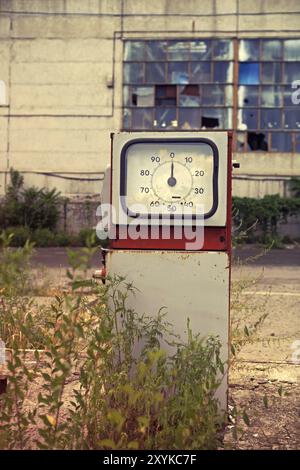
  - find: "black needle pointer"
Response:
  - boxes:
[167,162,177,187]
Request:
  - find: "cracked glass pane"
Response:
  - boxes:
[145,41,167,61]
[213,40,233,60]
[145,62,166,83]
[179,85,201,107]
[167,62,189,84]
[124,63,144,84]
[154,108,177,129]
[190,62,211,83]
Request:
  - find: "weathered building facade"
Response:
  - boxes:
[0,0,300,199]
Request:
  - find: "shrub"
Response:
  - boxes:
[4,226,31,247]
[0,246,225,450]
[54,231,73,247]
[0,169,61,231]
[78,227,100,247]
[233,195,300,245]
[31,228,55,247]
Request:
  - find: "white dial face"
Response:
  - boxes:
[123,141,216,218]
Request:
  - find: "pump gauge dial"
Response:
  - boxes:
[120,138,218,220]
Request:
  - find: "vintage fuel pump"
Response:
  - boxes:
[97,131,235,410]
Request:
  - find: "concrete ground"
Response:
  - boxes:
[29,245,300,449]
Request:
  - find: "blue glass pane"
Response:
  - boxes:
[260,109,281,129]
[179,109,200,129]
[239,63,259,85]
[214,62,233,83]
[271,132,292,152]
[238,109,258,129]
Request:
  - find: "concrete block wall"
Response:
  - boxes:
[0,0,300,200]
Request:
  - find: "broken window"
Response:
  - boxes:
[122,39,299,151]
[155,85,176,107]
[247,132,269,151]
[201,108,229,129]
[179,85,201,107]
[124,86,154,107]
